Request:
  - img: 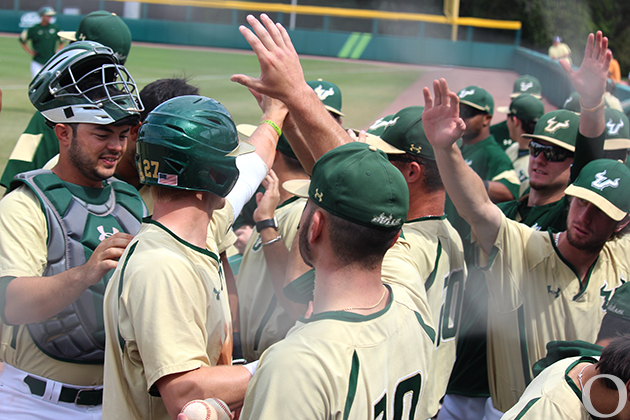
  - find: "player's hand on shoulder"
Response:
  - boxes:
[80,232,134,285]
[422,78,466,149]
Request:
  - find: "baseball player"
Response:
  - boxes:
[423,32,630,414]
[503,336,630,419]
[549,36,572,64]
[490,74,542,151]
[19,6,63,78]
[103,95,285,419]
[307,79,344,124]
[236,127,309,361]
[0,41,144,419]
[2,11,133,190]
[367,106,467,419]
[496,94,545,193]
[602,108,630,167]
[241,142,435,419]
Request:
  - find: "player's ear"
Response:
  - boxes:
[54,123,73,148]
[308,210,325,244]
[406,161,422,183]
[482,113,492,127]
[614,215,630,234]
[129,122,141,144]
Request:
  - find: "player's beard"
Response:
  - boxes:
[298,207,315,268]
[565,224,610,254]
[68,131,117,183]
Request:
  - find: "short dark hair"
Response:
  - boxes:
[597,335,630,389]
[326,210,399,269]
[139,78,199,121]
[389,153,443,192]
[510,114,537,135]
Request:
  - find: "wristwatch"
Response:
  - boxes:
[255,217,278,232]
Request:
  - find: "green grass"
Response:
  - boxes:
[0,35,423,180]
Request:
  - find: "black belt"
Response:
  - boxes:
[23,375,102,406]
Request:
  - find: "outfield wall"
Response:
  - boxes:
[2,9,627,113]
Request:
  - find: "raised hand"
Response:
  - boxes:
[560,31,611,108]
[231,14,307,104]
[422,78,466,150]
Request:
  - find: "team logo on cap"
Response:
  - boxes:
[314,188,324,202]
[313,85,335,101]
[371,213,402,227]
[591,170,620,191]
[544,117,571,133]
[606,118,624,136]
[607,303,625,316]
[520,81,534,91]
[369,117,399,131]
[563,96,574,107]
[458,89,475,98]
[409,144,422,153]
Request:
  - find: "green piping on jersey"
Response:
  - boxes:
[300,285,393,323]
[415,311,436,343]
[277,195,301,210]
[253,295,277,352]
[406,214,446,223]
[117,241,139,351]
[343,351,360,420]
[517,305,532,385]
[548,229,598,300]
[566,357,597,402]
[424,240,442,291]
[145,218,219,263]
[514,397,541,420]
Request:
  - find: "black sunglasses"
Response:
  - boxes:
[528,140,574,162]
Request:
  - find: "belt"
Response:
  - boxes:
[23,375,103,406]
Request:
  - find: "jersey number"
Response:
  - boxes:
[142,159,159,179]
[373,372,421,420]
[436,269,464,347]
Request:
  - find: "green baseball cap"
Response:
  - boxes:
[457,86,494,115]
[373,106,435,160]
[283,142,409,230]
[511,75,542,98]
[605,282,630,321]
[497,94,545,122]
[522,110,580,151]
[58,11,132,64]
[564,159,630,221]
[39,6,56,16]
[604,108,630,144]
[307,79,344,117]
[562,92,581,114]
[236,124,296,160]
[363,114,406,155]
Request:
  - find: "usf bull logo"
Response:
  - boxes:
[591,170,620,191]
[369,117,399,131]
[458,89,475,98]
[314,85,335,101]
[520,81,534,92]
[544,117,570,133]
[606,118,625,136]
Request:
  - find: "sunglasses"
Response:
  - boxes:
[528,140,574,162]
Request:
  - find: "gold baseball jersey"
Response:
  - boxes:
[240,286,435,420]
[237,196,306,362]
[482,214,629,411]
[103,219,232,420]
[501,356,596,420]
[381,215,466,419]
[0,186,103,385]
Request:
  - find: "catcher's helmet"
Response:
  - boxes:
[136,95,255,197]
[29,41,143,125]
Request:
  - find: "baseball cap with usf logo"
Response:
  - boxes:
[283,142,409,230]
[58,11,132,64]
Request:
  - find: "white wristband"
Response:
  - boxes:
[244,360,260,377]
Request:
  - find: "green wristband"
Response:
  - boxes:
[261,119,282,137]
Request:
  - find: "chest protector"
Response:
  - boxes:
[11,170,143,363]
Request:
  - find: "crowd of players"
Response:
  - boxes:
[1,9,630,420]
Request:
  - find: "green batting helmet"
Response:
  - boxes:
[136,95,255,197]
[28,41,142,125]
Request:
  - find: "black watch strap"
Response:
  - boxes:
[255,217,278,232]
